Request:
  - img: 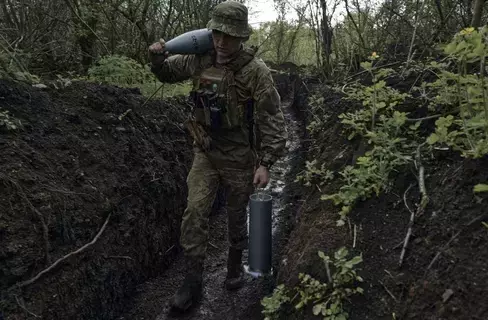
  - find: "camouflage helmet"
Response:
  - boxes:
[207,1,251,39]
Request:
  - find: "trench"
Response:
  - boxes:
[118,98,304,320]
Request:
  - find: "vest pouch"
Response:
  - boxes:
[207,93,220,130]
[191,89,211,127]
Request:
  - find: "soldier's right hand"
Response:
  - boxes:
[148,38,168,62]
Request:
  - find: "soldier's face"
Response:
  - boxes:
[212,30,243,58]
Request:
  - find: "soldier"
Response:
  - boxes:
[148,0,288,312]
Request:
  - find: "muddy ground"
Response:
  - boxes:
[277,81,488,320]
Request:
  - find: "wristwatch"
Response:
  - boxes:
[259,160,272,169]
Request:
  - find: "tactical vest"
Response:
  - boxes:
[189,47,256,132]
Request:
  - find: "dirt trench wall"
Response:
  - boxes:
[0,80,194,319]
[276,84,488,320]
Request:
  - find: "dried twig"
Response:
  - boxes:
[379,280,398,302]
[353,224,357,248]
[405,114,442,122]
[347,217,352,239]
[324,259,332,283]
[140,83,165,108]
[399,183,415,266]
[15,295,40,318]
[208,242,219,249]
[403,183,415,216]
[418,169,429,213]
[392,240,404,250]
[15,213,111,288]
[384,269,395,279]
[118,108,132,121]
[165,244,176,254]
[402,0,421,76]
[399,145,429,267]
[106,255,133,260]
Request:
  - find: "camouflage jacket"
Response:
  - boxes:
[151,48,288,169]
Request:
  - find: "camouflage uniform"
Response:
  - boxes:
[152,24,287,262]
[150,0,287,310]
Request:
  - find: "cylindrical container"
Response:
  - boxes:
[164,28,214,54]
[248,192,273,274]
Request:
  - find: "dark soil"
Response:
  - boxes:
[277,81,488,320]
[0,79,195,319]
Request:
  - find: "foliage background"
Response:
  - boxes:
[2,0,486,81]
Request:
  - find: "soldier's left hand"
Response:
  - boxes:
[253,165,270,188]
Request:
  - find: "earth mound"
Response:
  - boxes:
[0,80,194,319]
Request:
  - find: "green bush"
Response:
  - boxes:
[426,27,488,159]
[261,248,363,320]
[87,55,191,98]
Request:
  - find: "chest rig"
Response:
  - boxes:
[189,48,256,132]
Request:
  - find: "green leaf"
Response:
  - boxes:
[409,121,421,131]
[360,61,372,70]
[313,304,322,315]
[348,255,363,266]
[455,40,468,54]
[473,184,488,193]
[427,133,439,145]
[318,251,326,259]
[336,219,346,227]
[444,41,457,54]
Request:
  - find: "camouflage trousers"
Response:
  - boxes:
[180,151,255,261]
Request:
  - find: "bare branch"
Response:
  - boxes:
[64,0,110,54]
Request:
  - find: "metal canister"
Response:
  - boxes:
[248,192,273,275]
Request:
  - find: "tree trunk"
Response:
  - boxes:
[471,0,485,28]
[320,0,333,77]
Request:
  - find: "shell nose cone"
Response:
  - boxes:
[164,29,214,54]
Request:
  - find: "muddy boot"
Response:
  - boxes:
[170,256,204,311]
[224,248,244,290]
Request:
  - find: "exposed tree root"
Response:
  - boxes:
[13,212,111,289]
[399,146,429,267]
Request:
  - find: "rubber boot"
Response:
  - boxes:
[224,248,244,290]
[170,256,204,311]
